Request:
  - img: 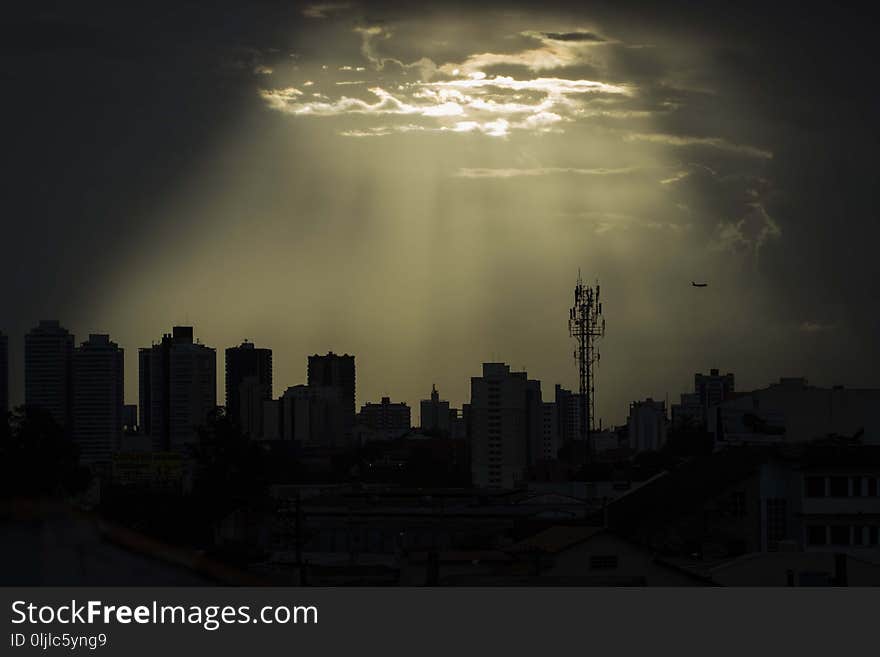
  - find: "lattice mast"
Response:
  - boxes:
[568,271,605,459]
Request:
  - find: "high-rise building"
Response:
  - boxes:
[540,402,559,461]
[139,326,216,452]
[25,320,74,430]
[525,379,544,466]
[0,331,8,418]
[628,398,668,452]
[470,363,532,489]
[420,385,451,434]
[359,396,411,441]
[554,384,583,446]
[73,334,124,464]
[138,347,152,437]
[123,404,138,433]
[225,341,272,427]
[695,368,735,411]
[280,384,344,446]
[671,368,735,428]
[239,376,270,439]
[307,352,355,448]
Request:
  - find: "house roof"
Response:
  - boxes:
[508,525,605,554]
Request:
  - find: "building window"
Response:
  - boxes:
[829,476,849,497]
[869,527,879,545]
[830,525,850,545]
[805,476,825,498]
[807,525,826,546]
[590,555,618,570]
[868,478,878,497]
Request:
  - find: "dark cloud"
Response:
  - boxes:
[1,0,878,417]
[541,31,606,42]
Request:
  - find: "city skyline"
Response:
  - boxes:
[3,1,878,431]
[3,312,866,429]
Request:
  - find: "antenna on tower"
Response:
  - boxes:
[568,271,606,462]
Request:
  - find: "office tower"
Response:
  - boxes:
[628,398,668,452]
[0,331,7,417]
[358,396,411,441]
[307,352,355,447]
[73,334,124,464]
[280,384,344,447]
[225,341,272,427]
[420,385,451,434]
[469,363,530,489]
[25,320,74,430]
[139,326,216,452]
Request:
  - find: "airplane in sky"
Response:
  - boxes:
[692,281,708,287]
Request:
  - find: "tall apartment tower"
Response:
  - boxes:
[0,331,8,417]
[358,396,412,441]
[279,384,344,447]
[25,320,74,430]
[628,398,668,452]
[420,385,451,434]
[139,326,216,452]
[225,341,272,427]
[73,334,124,464]
[307,352,355,448]
[469,363,531,489]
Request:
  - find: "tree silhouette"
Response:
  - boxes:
[0,406,90,498]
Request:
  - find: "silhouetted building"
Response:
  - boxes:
[139,326,216,452]
[709,377,880,445]
[239,376,270,439]
[280,384,344,446]
[262,398,281,441]
[671,369,735,429]
[0,331,7,417]
[627,398,667,452]
[137,348,152,436]
[225,341,272,428]
[671,392,703,428]
[25,320,74,430]
[470,363,533,489]
[525,379,544,465]
[540,402,559,461]
[307,352,355,447]
[420,385,450,434]
[73,334,124,464]
[359,396,411,441]
[123,404,138,433]
[697,368,735,408]
[554,384,584,446]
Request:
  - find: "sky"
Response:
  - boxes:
[2,1,878,425]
